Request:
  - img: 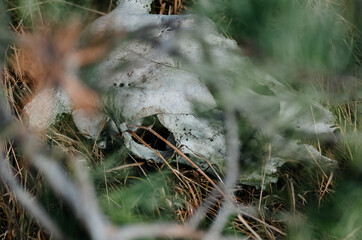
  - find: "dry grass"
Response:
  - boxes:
[152,0,191,15]
[1,0,358,239]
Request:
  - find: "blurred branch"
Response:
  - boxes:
[0,91,248,240]
[188,110,246,238]
[30,153,109,240]
[203,203,234,240]
[0,147,65,240]
[203,110,242,239]
[223,110,241,191]
[109,224,204,240]
[187,187,221,228]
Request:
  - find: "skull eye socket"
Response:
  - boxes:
[131,116,176,151]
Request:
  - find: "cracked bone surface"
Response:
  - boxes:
[23,0,336,186]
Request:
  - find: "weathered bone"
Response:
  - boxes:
[22,0,336,186]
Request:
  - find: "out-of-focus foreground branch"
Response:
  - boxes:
[0,76,247,240]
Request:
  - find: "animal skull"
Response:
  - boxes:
[23,0,336,186]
